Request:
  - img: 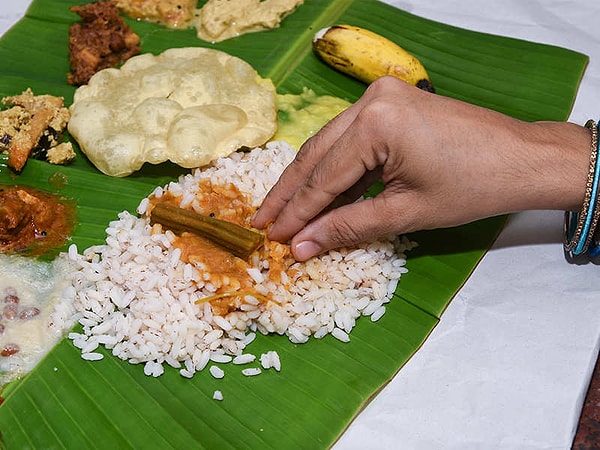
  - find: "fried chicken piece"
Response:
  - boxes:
[67,1,141,86]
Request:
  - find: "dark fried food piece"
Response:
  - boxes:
[7,107,55,172]
[67,1,141,86]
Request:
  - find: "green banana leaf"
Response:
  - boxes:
[0,0,588,448]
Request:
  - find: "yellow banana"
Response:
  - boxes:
[312,24,435,92]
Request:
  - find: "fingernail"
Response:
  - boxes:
[250,210,263,229]
[293,240,321,261]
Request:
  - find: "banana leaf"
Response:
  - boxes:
[0,0,588,448]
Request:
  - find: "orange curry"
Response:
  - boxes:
[150,179,296,315]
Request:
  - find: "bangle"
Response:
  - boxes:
[563,119,600,258]
[587,137,600,257]
[576,120,600,254]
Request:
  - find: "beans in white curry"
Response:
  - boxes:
[0,286,43,357]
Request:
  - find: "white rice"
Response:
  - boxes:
[209,365,225,379]
[242,367,262,377]
[233,353,256,365]
[58,141,417,378]
[260,351,281,372]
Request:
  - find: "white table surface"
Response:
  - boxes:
[2,1,600,449]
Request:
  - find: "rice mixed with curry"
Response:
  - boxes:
[58,141,415,378]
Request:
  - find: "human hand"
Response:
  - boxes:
[252,76,590,260]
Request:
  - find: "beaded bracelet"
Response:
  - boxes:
[563,119,600,258]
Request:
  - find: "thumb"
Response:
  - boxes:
[289,195,411,261]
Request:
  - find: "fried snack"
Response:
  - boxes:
[68,47,278,177]
[115,0,196,29]
[0,89,74,172]
[67,1,141,86]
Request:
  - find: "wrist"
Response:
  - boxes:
[512,120,592,213]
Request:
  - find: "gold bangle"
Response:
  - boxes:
[563,119,599,255]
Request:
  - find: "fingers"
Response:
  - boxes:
[250,134,331,230]
[263,106,391,244]
[251,93,365,231]
[288,193,416,261]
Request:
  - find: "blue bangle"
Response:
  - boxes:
[574,120,600,255]
[563,119,600,257]
[586,120,600,258]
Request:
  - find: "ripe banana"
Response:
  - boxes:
[312,24,435,93]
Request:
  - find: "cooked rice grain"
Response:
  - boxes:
[242,367,262,377]
[209,365,225,379]
[59,142,416,378]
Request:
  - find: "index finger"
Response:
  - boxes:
[265,108,388,243]
[251,99,361,230]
